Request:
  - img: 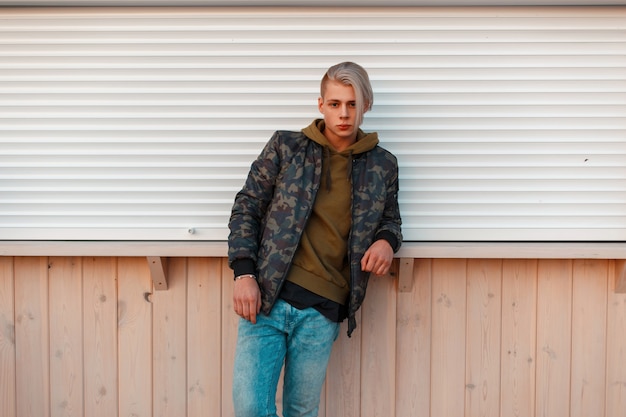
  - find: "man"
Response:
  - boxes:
[228,61,402,417]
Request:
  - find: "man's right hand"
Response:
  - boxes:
[233,276,262,324]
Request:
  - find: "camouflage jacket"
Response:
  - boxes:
[228,128,402,336]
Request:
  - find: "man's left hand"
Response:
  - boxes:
[361,239,394,276]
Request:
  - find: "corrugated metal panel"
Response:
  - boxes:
[0,7,625,241]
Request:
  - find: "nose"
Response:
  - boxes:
[340,104,350,117]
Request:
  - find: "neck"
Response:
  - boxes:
[323,131,357,152]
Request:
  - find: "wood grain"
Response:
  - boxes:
[501,259,537,417]
[431,259,467,417]
[0,257,16,417]
[325,310,362,417]
[49,257,84,417]
[221,258,239,417]
[465,259,502,417]
[117,257,153,417]
[570,260,608,417]
[396,258,432,417]
[153,258,187,417]
[361,272,397,417]
[4,255,626,417]
[14,257,50,417]
[83,257,118,417]
[606,260,626,417]
[187,257,222,417]
[536,260,573,417]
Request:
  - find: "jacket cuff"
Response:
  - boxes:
[374,231,399,253]
[231,258,257,278]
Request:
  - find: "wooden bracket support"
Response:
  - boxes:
[147,256,168,290]
[615,259,626,294]
[398,258,415,293]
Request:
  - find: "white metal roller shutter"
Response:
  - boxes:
[0,7,624,241]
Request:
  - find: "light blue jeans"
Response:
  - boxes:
[233,299,340,417]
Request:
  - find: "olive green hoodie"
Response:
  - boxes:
[285,119,379,304]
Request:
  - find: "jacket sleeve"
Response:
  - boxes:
[374,152,403,252]
[227,131,283,276]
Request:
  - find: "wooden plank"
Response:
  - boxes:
[14,257,50,417]
[500,259,537,417]
[465,259,502,417]
[319,380,326,417]
[396,258,432,417]
[0,257,16,417]
[8,254,620,417]
[615,259,626,293]
[325,311,362,417]
[431,259,467,417]
[5,240,626,261]
[535,259,572,417]
[118,257,153,417]
[221,258,239,417]
[187,257,222,417]
[6,240,626,260]
[361,271,397,417]
[606,260,626,417]
[83,257,118,417]
[153,258,187,417]
[398,258,415,292]
[49,257,84,417]
[0,241,228,258]
[570,259,608,417]
[395,242,626,260]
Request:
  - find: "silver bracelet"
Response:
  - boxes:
[234,273,256,281]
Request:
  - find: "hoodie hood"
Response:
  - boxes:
[302,119,379,155]
[302,119,379,192]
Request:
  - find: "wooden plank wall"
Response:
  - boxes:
[0,256,625,417]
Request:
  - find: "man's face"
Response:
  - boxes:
[318,80,359,145]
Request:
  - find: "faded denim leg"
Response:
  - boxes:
[232,306,287,417]
[232,299,340,417]
[282,307,340,417]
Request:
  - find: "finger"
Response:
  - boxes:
[360,251,370,271]
[366,257,379,273]
[244,299,258,324]
[362,255,375,272]
[378,259,390,274]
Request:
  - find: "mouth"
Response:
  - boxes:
[338,124,351,130]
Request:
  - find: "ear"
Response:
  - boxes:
[318,97,324,114]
